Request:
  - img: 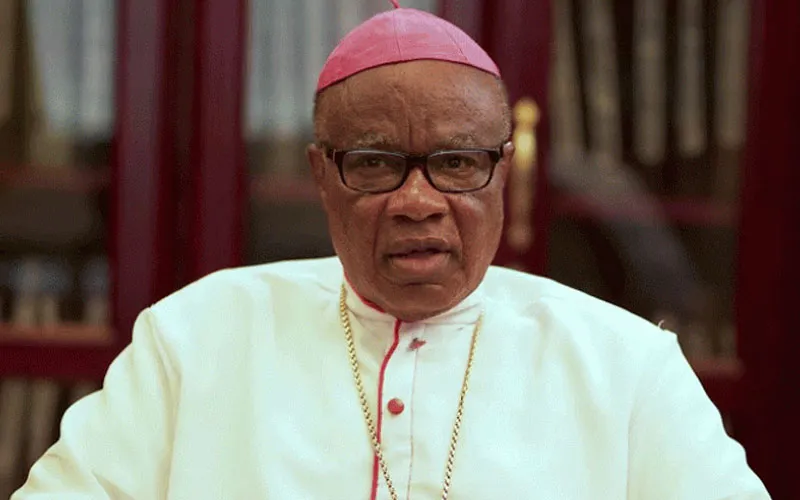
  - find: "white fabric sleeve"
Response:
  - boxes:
[627,335,771,499]
[12,309,178,499]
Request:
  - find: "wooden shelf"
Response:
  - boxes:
[0,344,118,381]
[0,165,110,193]
[688,356,744,413]
[0,323,113,346]
[250,173,319,204]
[0,323,117,380]
[552,193,737,227]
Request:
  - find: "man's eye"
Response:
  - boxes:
[352,155,390,168]
[363,157,386,167]
[441,155,475,169]
[445,157,464,168]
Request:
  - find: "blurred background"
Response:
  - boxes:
[0,0,797,497]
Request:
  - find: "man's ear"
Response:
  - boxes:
[307,143,329,204]
[497,141,515,185]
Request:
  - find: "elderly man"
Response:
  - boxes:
[14,4,769,500]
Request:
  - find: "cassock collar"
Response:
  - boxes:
[342,274,485,326]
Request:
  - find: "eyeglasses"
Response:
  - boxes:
[324,147,504,194]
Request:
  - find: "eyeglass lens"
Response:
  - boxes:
[341,150,494,193]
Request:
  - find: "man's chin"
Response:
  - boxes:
[376,281,466,322]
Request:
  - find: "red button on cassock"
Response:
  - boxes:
[387,398,405,415]
[409,338,427,350]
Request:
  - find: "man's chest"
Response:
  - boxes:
[165,323,630,499]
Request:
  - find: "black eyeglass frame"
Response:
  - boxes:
[323,146,505,194]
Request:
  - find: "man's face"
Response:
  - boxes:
[309,60,513,321]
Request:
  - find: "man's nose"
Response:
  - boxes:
[385,167,448,222]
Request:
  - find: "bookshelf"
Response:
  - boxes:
[0,0,179,493]
[535,0,750,421]
[0,0,177,359]
[0,344,117,381]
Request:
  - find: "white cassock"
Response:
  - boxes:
[13,257,770,499]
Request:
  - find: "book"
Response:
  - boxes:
[26,0,80,133]
[24,260,69,467]
[0,378,28,500]
[10,259,40,328]
[77,0,115,140]
[300,0,329,132]
[0,259,47,497]
[0,0,16,125]
[245,0,270,139]
[713,0,750,202]
[580,0,623,162]
[81,256,109,328]
[62,258,109,406]
[550,0,584,163]
[24,378,59,469]
[675,0,706,158]
[714,0,749,151]
[26,0,79,166]
[269,0,301,137]
[262,0,305,175]
[633,0,667,167]
[0,260,9,323]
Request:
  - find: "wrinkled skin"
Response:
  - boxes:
[309,60,514,322]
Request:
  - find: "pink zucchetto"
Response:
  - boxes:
[316,1,500,93]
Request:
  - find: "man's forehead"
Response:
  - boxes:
[347,132,484,151]
[323,61,505,119]
[315,61,509,148]
[342,60,499,95]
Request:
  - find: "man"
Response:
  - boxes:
[14,4,770,499]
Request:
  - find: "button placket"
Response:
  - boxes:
[377,323,423,499]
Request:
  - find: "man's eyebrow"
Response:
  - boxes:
[344,133,485,151]
[350,133,399,150]
[434,134,481,149]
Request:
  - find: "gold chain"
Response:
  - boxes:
[339,284,483,500]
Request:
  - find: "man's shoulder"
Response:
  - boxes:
[134,259,341,391]
[484,265,672,349]
[150,257,342,318]
[483,266,680,419]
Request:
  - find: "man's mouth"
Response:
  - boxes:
[386,241,452,277]
[389,248,446,258]
[386,238,451,257]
